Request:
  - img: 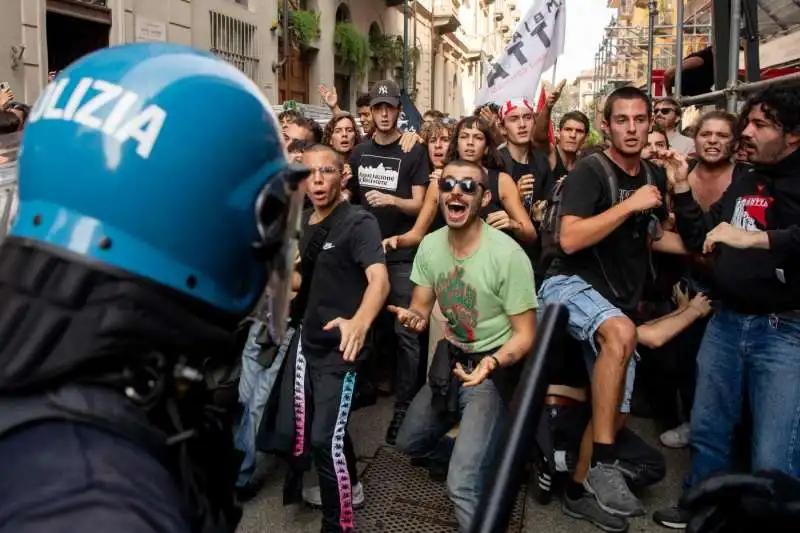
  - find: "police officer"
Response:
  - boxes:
[0,43,306,533]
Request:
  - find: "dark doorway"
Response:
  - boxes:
[46,10,110,72]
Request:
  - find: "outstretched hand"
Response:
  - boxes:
[453,357,497,387]
[323,317,368,361]
[387,305,428,333]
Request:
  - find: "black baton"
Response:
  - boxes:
[468,304,568,533]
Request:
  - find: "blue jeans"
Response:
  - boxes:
[395,377,508,531]
[233,321,292,488]
[539,274,637,414]
[687,307,800,487]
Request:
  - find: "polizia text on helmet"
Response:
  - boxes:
[27,77,166,159]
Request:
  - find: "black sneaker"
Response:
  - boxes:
[385,409,406,445]
[428,462,448,483]
[653,504,691,529]
[562,492,629,532]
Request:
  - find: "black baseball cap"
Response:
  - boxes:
[369,80,401,108]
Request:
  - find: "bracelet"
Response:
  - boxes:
[489,355,501,370]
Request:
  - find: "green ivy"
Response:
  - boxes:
[335,22,370,77]
[370,33,404,70]
[288,10,320,49]
[584,128,604,147]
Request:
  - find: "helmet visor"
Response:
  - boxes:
[255,164,308,342]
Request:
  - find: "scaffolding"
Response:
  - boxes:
[593,0,713,105]
[593,0,800,113]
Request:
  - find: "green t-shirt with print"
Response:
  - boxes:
[410,222,538,353]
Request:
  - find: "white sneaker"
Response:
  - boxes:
[302,481,365,509]
[660,422,690,448]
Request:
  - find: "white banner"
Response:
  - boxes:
[475,0,566,106]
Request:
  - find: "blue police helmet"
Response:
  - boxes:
[12,43,294,316]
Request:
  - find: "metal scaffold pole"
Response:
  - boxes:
[403,0,410,93]
[646,0,657,96]
[674,0,685,101]
[726,0,742,111]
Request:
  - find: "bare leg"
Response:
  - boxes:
[592,316,636,444]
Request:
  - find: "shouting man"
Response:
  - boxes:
[262,144,390,532]
[392,159,538,531]
[538,86,672,530]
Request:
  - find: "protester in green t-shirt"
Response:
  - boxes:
[389,159,537,530]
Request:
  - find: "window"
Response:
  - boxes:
[209,11,260,83]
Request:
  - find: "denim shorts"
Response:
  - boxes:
[539,274,637,414]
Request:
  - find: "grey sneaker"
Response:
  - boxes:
[660,422,690,449]
[302,481,365,509]
[563,492,629,532]
[584,462,645,517]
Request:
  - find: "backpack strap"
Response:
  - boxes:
[499,146,514,174]
[641,159,656,186]
[293,203,353,319]
[588,152,620,206]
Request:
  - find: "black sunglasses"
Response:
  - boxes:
[438,176,484,195]
[655,108,677,115]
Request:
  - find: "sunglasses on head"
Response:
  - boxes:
[438,176,484,195]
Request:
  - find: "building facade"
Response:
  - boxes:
[574,68,595,113]
[0,0,523,118]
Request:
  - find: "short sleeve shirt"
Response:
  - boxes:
[411,223,538,353]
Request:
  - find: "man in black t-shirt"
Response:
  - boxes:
[496,98,555,283]
[497,98,555,203]
[538,87,672,527]
[662,46,715,97]
[263,144,389,532]
[346,80,430,445]
[532,81,591,182]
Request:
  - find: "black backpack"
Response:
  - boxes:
[538,152,657,277]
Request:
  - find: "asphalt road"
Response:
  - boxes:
[237,397,689,533]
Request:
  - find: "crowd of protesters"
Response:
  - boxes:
[3,67,799,533]
[231,75,800,533]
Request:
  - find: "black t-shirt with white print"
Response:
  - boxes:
[347,136,430,263]
[549,153,668,314]
[301,203,385,363]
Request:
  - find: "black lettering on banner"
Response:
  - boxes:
[507,40,528,65]
[487,62,510,88]
[546,0,562,13]
[529,13,550,48]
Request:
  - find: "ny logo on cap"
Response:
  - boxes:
[378,85,389,96]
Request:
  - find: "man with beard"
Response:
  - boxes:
[391,159,537,531]
[266,143,389,531]
[538,86,672,528]
[345,79,430,445]
[653,98,694,156]
[533,81,591,181]
[653,88,800,529]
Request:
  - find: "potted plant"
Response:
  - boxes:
[369,33,404,71]
[287,9,320,50]
[334,22,370,77]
